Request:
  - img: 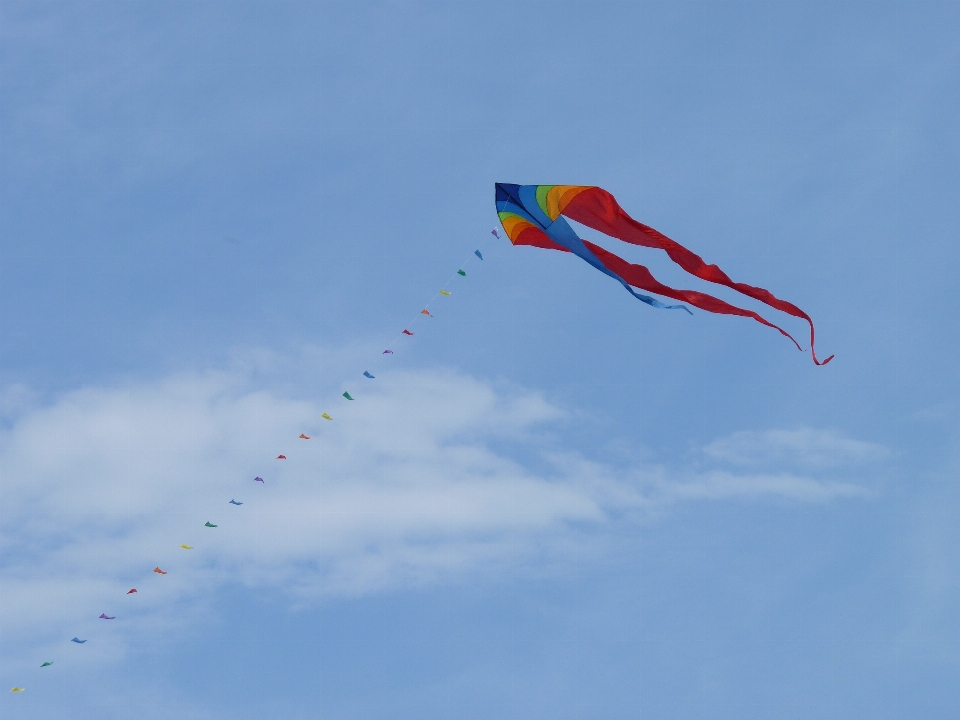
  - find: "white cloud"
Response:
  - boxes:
[0,363,882,659]
[701,427,890,469]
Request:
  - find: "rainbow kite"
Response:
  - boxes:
[495,183,832,364]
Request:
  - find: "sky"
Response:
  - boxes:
[1,1,958,717]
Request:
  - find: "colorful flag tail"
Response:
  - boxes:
[562,187,833,365]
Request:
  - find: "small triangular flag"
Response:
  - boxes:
[475,250,484,259]
[421,309,433,317]
[363,371,375,378]
[10,687,24,692]
[383,349,393,354]
[322,413,332,420]
[343,391,354,400]
[41,662,53,667]
[299,433,311,439]
[402,329,414,336]
[457,269,466,276]
[439,290,451,296]
[490,230,498,239]
[205,522,217,528]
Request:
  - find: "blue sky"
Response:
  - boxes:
[1,1,958,717]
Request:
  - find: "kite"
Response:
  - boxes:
[229,499,243,505]
[127,589,137,594]
[180,544,194,550]
[476,249,484,258]
[321,413,333,420]
[71,637,86,643]
[363,371,375,378]
[402,329,414,336]
[153,567,167,574]
[99,614,115,620]
[41,662,53,667]
[299,433,311,439]
[457,269,466,276]
[383,349,393,354]
[439,290,451,296]
[255,477,264,483]
[421,309,433,317]
[277,454,286,459]
[205,522,217,528]
[495,183,833,364]
[342,392,354,400]
[10,687,24,692]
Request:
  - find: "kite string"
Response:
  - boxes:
[23,231,499,692]
[334,238,494,402]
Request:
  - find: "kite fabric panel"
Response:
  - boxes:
[495,183,832,365]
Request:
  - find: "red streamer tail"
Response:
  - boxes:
[564,187,833,365]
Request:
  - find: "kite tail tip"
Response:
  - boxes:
[814,353,835,366]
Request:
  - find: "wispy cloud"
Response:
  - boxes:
[0,362,883,656]
[701,427,890,469]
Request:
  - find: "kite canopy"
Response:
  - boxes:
[495,183,832,365]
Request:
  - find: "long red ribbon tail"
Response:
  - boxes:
[584,241,804,352]
[564,188,833,365]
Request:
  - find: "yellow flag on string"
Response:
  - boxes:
[322,413,332,420]
[439,290,451,296]
[10,687,25,693]
[180,544,193,550]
